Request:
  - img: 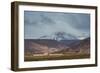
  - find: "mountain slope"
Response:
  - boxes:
[24,37,90,55]
[70,37,90,53]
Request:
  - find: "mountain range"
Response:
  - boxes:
[24,37,90,55]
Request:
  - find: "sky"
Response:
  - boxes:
[24,11,90,40]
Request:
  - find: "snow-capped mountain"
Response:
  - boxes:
[39,32,78,41]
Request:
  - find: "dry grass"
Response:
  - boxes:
[24,53,90,61]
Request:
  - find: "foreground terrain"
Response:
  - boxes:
[25,53,90,61]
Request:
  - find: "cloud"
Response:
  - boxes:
[24,11,90,39]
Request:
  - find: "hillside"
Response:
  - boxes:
[24,37,90,55]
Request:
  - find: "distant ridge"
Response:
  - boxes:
[38,32,79,41]
[24,37,90,55]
